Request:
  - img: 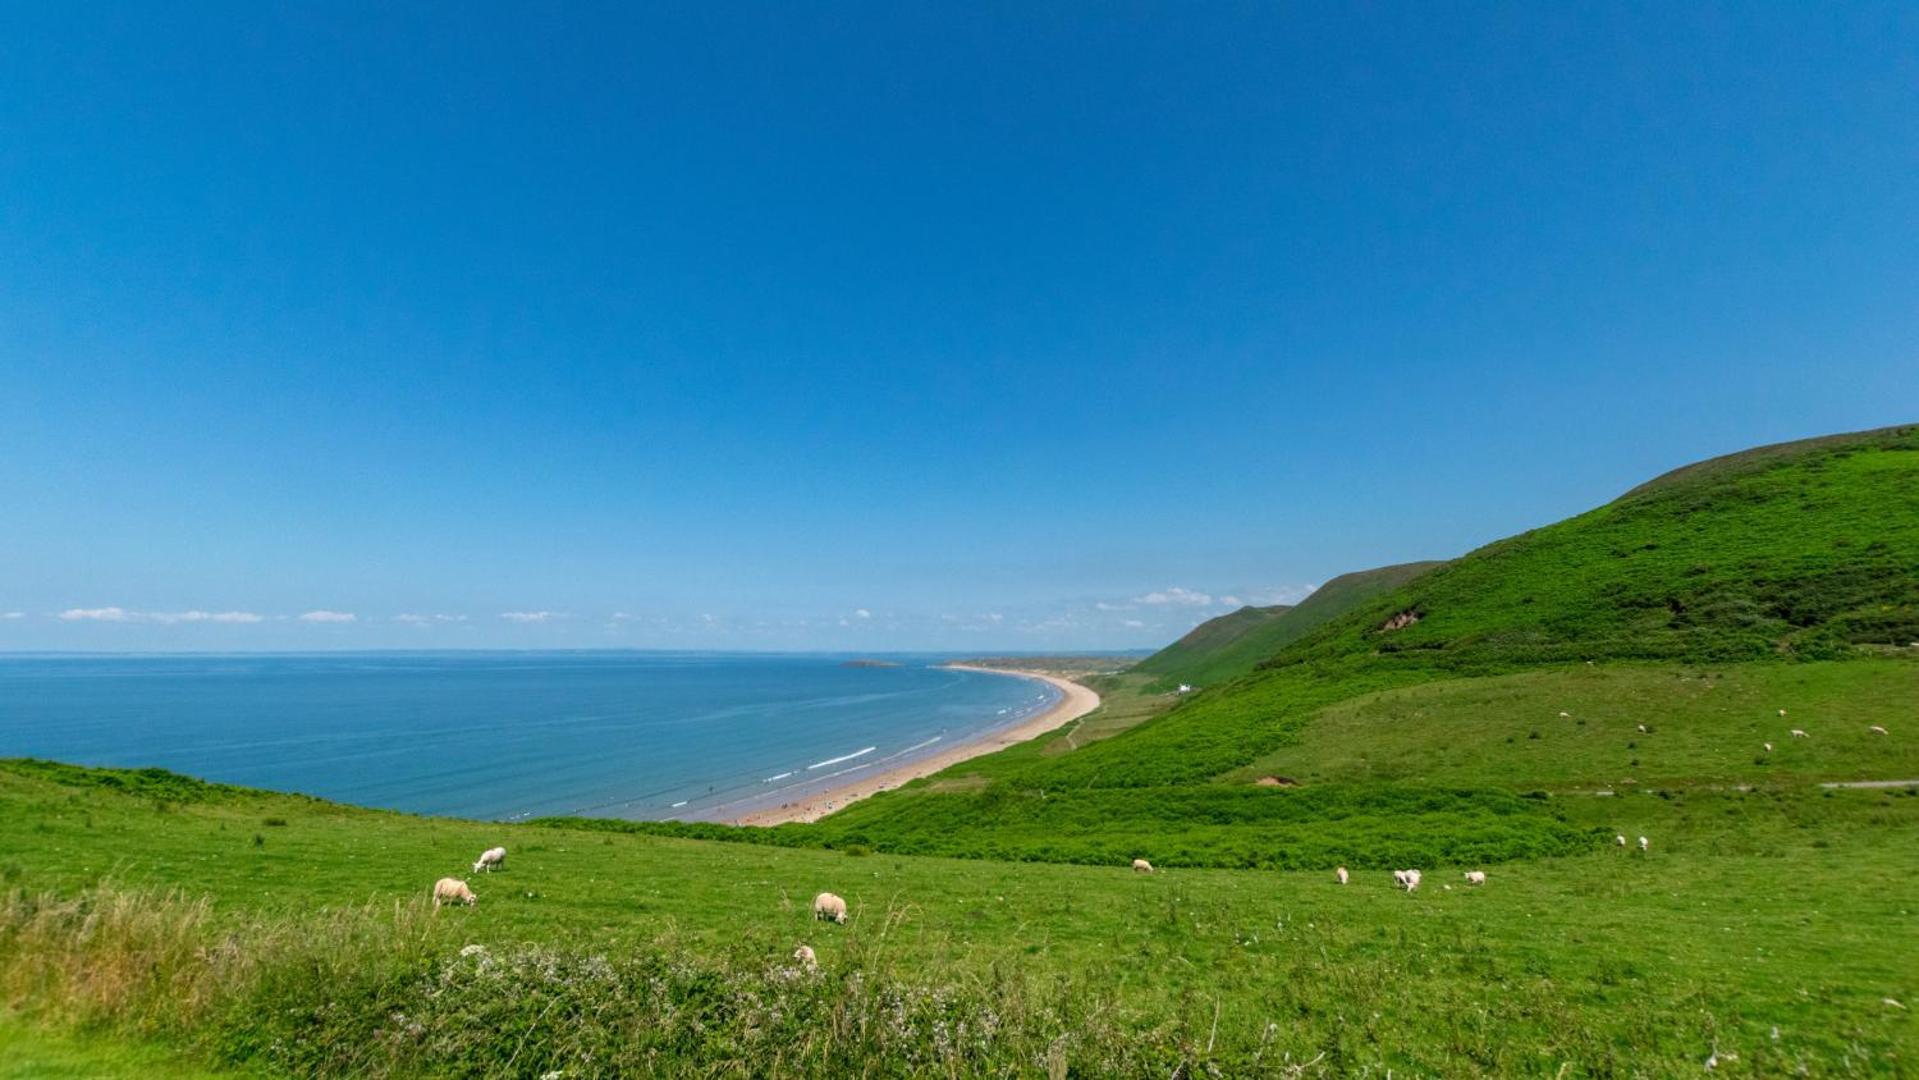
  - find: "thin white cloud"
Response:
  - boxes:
[58,607,263,624]
[610,612,633,621]
[1220,595,1244,608]
[1133,587,1214,607]
[395,613,465,625]
[60,607,131,622]
[1094,601,1133,612]
[297,610,356,624]
[3,611,26,620]
[1122,619,1146,628]
[853,608,872,619]
[500,611,560,623]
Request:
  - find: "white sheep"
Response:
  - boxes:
[1335,866,1349,885]
[1393,869,1422,891]
[472,846,506,874]
[1616,834,1627,847]
[1558,711,1571,718]
[1464,871,1487,886]
[1778,709,1788,717]
[432,878,476,908]
[1636,723,1648,733]
[792,944,817,970]
[1869,725,1889,735]
[1638,836,1650,852]
[1790,729,1809,738]
[1763,742,1773,753]
[1131,858,1154,874]
[812,892,848,924]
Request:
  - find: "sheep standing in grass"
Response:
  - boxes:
[792,945,817,970]
[1869,725,1889,736]
[1638,836,1650,852]
[1464,871,1487,886]
[1790,729,1809,739]
[1616,834,1627,847]
[1131,858,1154,874]
[473,846,506,874]
[1763,742,1773,753]
[1335,866,1349,885]
[432,878,476,908]
[813,892,848,924]
[1393,869,1422,891]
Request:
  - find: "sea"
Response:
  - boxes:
[0,652,1059,822]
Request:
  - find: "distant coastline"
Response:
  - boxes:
[727,664,1101,826]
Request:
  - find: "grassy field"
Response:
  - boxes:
[1,760,1915,1076]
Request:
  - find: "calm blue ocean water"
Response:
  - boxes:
[0,652,1057,822]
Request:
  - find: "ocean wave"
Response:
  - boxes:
[807,746,876,770]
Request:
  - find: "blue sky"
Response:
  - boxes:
[2,3,1915,651]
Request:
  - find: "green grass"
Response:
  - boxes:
[1230,658,1919,790]
[1132,561,1445,692]
[1,762,1915,1076]
[0,1022,221,1078]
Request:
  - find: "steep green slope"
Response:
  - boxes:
[1134,562,1445,691]
[1131,603,1292,688]
[795,424,1919,861]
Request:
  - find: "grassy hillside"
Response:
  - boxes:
[1,760,1914,1076]
[742,425,1919,865]
[1133,561,1445,691]
[1130,603,1292,685]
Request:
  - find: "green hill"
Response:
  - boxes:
[1130,603,1291,683]
[772,424,1919,862]
[1132,561,1445,691]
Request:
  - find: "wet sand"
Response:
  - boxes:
[729,665,1100,825]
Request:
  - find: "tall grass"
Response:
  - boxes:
[0,884,1265,1077]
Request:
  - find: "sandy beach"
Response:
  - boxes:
[730,665,1101,826]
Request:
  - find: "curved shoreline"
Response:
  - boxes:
[729,665,1101,826]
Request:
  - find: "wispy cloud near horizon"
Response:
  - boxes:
[500,611,561,623]
[58,607,264,624]
[297,610,356,623]
[1132,587,1214,607]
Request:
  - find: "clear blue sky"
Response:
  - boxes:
[2,3,1915,651]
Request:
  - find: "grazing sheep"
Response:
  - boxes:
[472,846,506,874]
[432,878,476,908]
[792,944,817,970]
[1616,834,1627,847]
[1393,869,1422,891]
[1131,858,1154,873]
[1335,866,1349,885]
[1763,742,1773,752]
[1869,725,1889,735]
[1790,729,1809,738]
[1558,711,1571,718]
[1638,836,1650,852]
[1636,724,1647,733]
[1464,871,1487,886]
[812,892,848,924]
[1778,709,1788,717]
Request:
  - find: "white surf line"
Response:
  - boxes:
[670,800,688,808]
[703,736,950,817]
[807,746,876,770]
[764,771,794,782]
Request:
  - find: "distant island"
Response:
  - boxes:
[839,658,902,668]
